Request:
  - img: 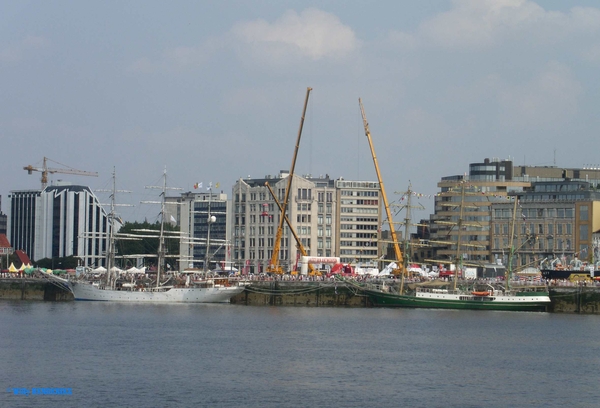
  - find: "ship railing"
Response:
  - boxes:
[416,287,460,295]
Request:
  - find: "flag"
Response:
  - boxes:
[215,182,220,188]
[170,215,177,223]
[207,182,212,190]
[194,182,202,189]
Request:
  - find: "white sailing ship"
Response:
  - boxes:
[48,168,245,303]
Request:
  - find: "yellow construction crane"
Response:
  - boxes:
[265,182,316,275]
[24,157,99,189]
[267,87,312,274]
[358,98,404,281]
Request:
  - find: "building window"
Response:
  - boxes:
[580,225,589,241]
[580,205,589,221]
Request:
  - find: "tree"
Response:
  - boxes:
[116,221,180,268]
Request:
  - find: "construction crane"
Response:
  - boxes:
[267,87,312,274]
[24,157,98,189]
[358,98,405,285]
[265,182,316,275]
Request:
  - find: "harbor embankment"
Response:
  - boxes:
[230,281,369,307]
[0,278,73,301]
[3,278,600,313]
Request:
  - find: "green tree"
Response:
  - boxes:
[116,221,180,269]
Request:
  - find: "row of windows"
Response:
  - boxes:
[340,217,378,222]
[339,241,377,247]
[340,232,377,238]
[494,207,575,219]
[493,238,572,251]
[340,207,378,214]
[340,199,379,205]
[317,192,334,202]
[493,223,573,236]
[339,249,378,255]
[340,190,378,197]
[521,194,586,201]
[534,183,587,192]
[341,224,378,230]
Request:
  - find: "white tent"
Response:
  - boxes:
[93,266,107,273]
[378,262,397,276]
[355,267,379,276]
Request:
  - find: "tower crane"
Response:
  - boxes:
[24,157,98,189]
[267,87,312,274]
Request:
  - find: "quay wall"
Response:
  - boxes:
[3,278,600,313]
[549,287,600,314]
[230,281,370,307]
[0,279,73,301]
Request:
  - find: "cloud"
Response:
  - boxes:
[0,35,50,63]
[231,8,359,64]
[389,0,600,50]
[128,8,358,73]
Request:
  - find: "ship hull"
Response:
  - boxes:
[364,289,550,312]
[541,269,596,280]
[70,282,244,303]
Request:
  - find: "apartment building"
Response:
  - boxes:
[231,172,381,274]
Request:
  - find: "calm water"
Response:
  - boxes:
[1,302,599,408]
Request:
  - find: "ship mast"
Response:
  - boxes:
[505,194,519,290]
[97,167,131,289]
[157,169,167,287]
[204,184,214,273]
[106,169,117,289]
[143,167,181,288]
[395,182,425,272]
[453,182,466,292]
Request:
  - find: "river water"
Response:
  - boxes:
[1,301,599,408]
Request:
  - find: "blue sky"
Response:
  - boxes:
[2,0,600,222]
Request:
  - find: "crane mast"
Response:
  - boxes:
[358,98,404,278]
[267,87,312,274]
[24,156,98,189]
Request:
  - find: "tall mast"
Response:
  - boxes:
[204,184,214,272]
[157,168,167,287]
[453,182,466,292]
[106,168,117,288]
[505,194,519,290]
[97,167,131,289]
[142,167,181,287]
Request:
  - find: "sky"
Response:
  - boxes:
[2,0,600,224]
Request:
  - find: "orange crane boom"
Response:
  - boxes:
[358,99,404,276]
[265,181,315,274]
[267,87,312,274]
[24,157,98,189]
